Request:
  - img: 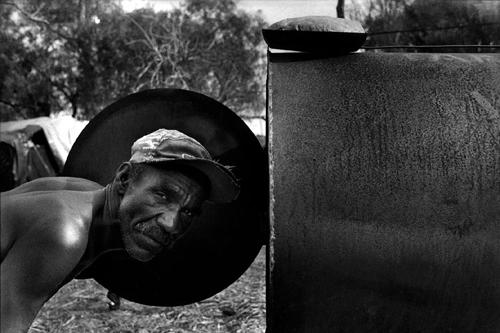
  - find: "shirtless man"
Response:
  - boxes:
[0,129,239,333]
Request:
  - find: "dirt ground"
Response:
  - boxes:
[29,248,266,333]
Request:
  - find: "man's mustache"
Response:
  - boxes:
[134,220,173,245]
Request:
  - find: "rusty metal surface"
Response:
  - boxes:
[268,52,500,332]
[63,88,267,306]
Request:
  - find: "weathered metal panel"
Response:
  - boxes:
[268,52,500,332]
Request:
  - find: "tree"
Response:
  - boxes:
[364,0,500,48]
[1,0,119,120]
[400,0,500,46]
[363,0,410,45]
[124,0,266,115]
[0,4,58,120]
[0,0,266,121]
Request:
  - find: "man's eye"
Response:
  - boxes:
[181,208,194,218]
[157,192,168,200]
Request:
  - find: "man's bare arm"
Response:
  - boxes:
[0,220,87,332]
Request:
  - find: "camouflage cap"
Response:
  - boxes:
[130,129,239,203]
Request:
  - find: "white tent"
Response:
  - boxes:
[1,115,88,168]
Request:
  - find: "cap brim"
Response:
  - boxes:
[149,159,240,203]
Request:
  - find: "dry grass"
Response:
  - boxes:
[29,248,266,333]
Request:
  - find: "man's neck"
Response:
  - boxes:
[93,184,124,252]
[103,183,120,222]
[77,184,125,270]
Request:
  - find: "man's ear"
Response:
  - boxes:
[114,162,132,195]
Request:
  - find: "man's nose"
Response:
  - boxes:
[156,211,181,234]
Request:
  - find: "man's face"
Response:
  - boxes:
[118,165,207,262]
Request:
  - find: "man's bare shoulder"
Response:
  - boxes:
[0,193,92,329]
[1,189,96,232]
[2,177,103,195]
[1,190,96,262]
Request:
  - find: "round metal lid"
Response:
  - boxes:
[63,88,267,306]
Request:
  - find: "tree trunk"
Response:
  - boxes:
[337,0,345,18]
[70,94,78,118]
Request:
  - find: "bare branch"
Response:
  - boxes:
[0,99,36,111]
[20,57,77,111]
[126,14,161,59]
[136,61,154,84]
[4,2,77,42]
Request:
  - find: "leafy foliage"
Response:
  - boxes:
[364,0,500,48]
[0,0,266,121]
